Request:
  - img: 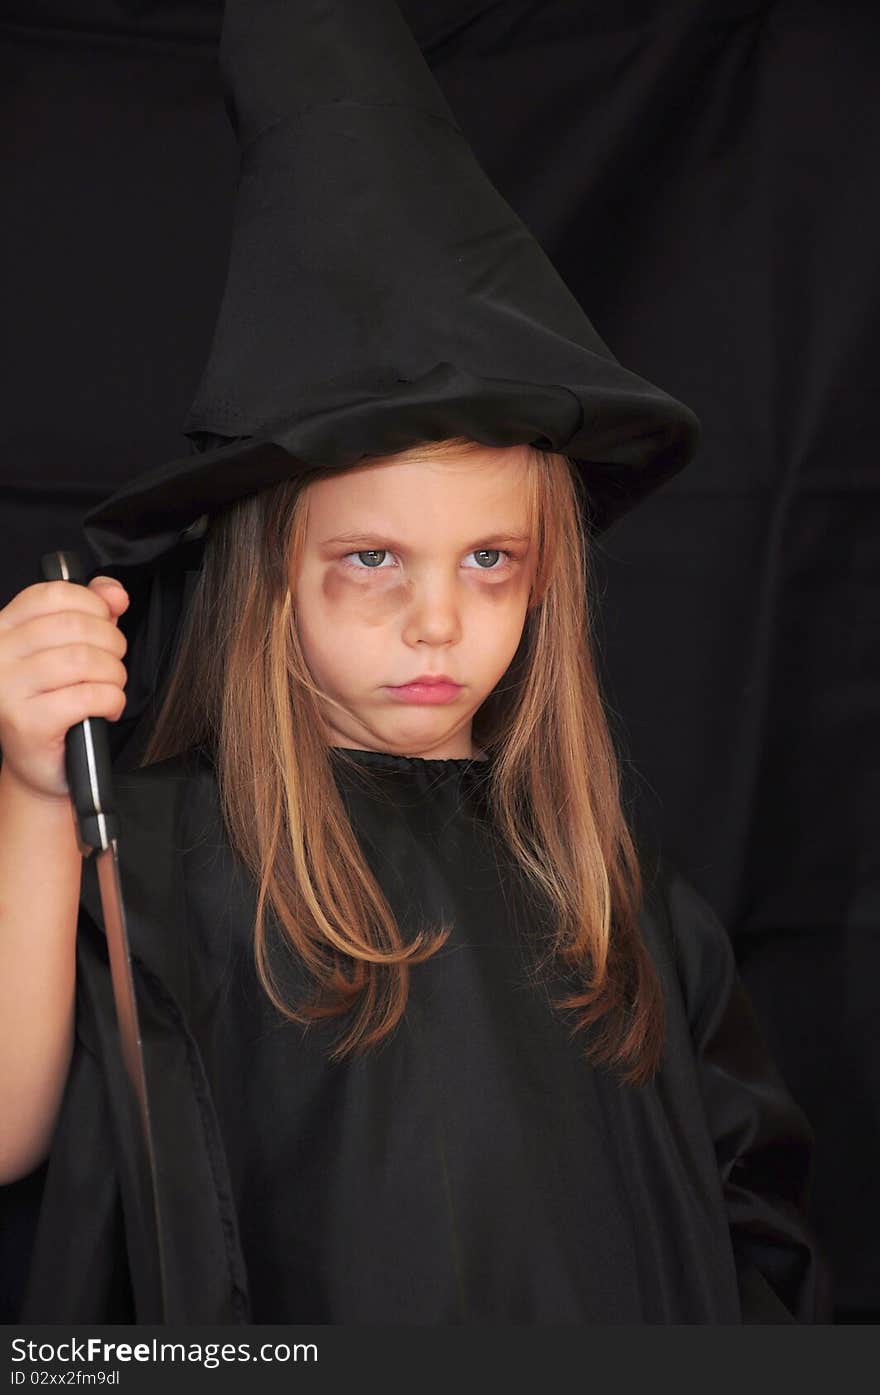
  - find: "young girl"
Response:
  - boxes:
[0,435,826,1323]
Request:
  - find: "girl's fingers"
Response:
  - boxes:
[0,580,130,800]
[18,644,128,701]
[0,579,128,633]
[26,683,129,735]
[5,609,128,662]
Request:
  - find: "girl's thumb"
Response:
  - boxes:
[90,576,129,606]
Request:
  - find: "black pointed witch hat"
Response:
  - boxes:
[83,0,700,573]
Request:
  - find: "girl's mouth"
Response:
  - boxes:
[386,680,462,704]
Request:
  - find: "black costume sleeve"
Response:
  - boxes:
[659,865,833,1322]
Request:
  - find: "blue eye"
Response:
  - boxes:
[468,549,502,569]
[341,548,515,572]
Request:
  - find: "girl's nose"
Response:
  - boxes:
[402,576,463,646]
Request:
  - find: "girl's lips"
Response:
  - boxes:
[386,681,462,705]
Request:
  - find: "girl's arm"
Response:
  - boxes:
[0,766,81,1183]
[0,574,129,1185]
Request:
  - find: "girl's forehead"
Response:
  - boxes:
[306,445,533,514]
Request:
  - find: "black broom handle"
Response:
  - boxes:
[39,551,119,852]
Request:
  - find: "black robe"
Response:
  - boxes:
[13,746,830,1323]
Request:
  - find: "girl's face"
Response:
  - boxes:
[290,445,537,759]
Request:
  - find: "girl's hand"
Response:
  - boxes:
[0,577,130,801]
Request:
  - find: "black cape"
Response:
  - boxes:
[16,746,829,1323]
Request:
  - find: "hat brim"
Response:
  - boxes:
[84,360,700,569]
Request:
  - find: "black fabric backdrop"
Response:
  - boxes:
[1,0,877,1321]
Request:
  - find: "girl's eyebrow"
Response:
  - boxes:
[320,530,532,549]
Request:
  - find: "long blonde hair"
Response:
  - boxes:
[142,437,664,1084]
